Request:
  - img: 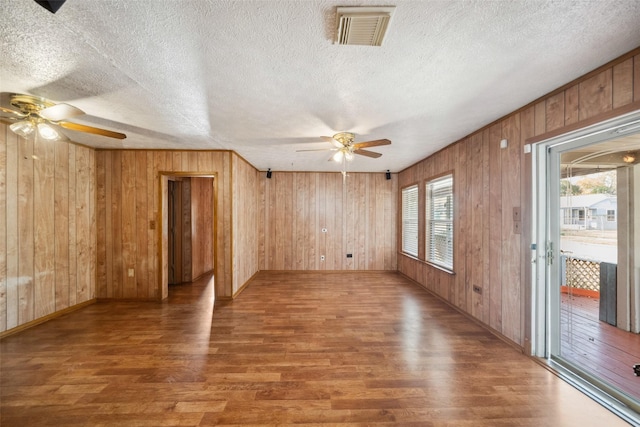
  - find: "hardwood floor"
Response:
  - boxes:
[561,294,640,401]
[0,271,633,426]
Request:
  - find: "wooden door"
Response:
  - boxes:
[168,180,183,284]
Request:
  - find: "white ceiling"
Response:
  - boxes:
[2,0,640,173]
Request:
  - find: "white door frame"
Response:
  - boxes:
[532,110,640,356]
[531,110,640,423]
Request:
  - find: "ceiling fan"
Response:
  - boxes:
[298,132,391,163]
[0,93,126,141]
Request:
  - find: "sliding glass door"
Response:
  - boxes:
[534,112,640,423]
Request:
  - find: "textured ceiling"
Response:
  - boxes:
[1,0,640,172]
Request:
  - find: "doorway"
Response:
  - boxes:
[168,179,188,285]
[533,111,640,422]
[160,173,216,299]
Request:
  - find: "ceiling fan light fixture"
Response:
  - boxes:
[10,120,36,138]
[333,150,344,163]
[344,150,354,161]
[623,153,637,164]
[37,122,62,140]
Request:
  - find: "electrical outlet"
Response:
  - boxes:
[128,268,135,278]
[473,285,482,294]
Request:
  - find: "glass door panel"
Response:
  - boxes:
[547,129,640,410]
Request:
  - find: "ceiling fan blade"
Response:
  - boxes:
[58,121,127,139]
[352,139,391,149]
[354,149,382,158]
[39,103,85,121]
[0,106,27,119]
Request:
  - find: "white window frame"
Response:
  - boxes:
[606,209,615,222]
[426,174,453,270]
[401,185,419,257]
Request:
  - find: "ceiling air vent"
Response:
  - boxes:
[336,6,395,46]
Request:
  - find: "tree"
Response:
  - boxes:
[560,180,582,196]
[575,170,616,195]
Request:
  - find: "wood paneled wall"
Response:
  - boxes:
[96,150,242,300]
[3,49,638,338]
[259,172,397,271]
[0,124,96,334]
[232,155,259,294]
[398,48,640,349]
[190,177,214,280]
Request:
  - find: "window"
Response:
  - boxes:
[401,185,419,256]
[426,175,453,270]
[607,209,615,221]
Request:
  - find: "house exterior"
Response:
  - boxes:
[560,194,618,230]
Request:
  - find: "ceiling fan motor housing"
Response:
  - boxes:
[333,132,356,147]
[10,94,55,115]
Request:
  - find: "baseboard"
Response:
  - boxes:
[231,271,260,299]
[398,272,525,354]
[97,297,160,302]
[257,269,398,274]
[0,299,97,339]
[192,269,215,282]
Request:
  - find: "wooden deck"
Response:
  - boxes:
[560,293,640,401]
[0,271,633,426]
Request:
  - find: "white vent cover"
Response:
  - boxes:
[336,6,395,46]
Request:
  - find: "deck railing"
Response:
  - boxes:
[561,255,600,292]
[560,254,617,325]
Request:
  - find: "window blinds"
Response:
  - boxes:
[401,185,419,256]
[427,175,453,269]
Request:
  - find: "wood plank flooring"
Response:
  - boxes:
[0,271,633,426]
[560,294,640,400]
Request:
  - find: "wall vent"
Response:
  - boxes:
[336,6,395,46]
